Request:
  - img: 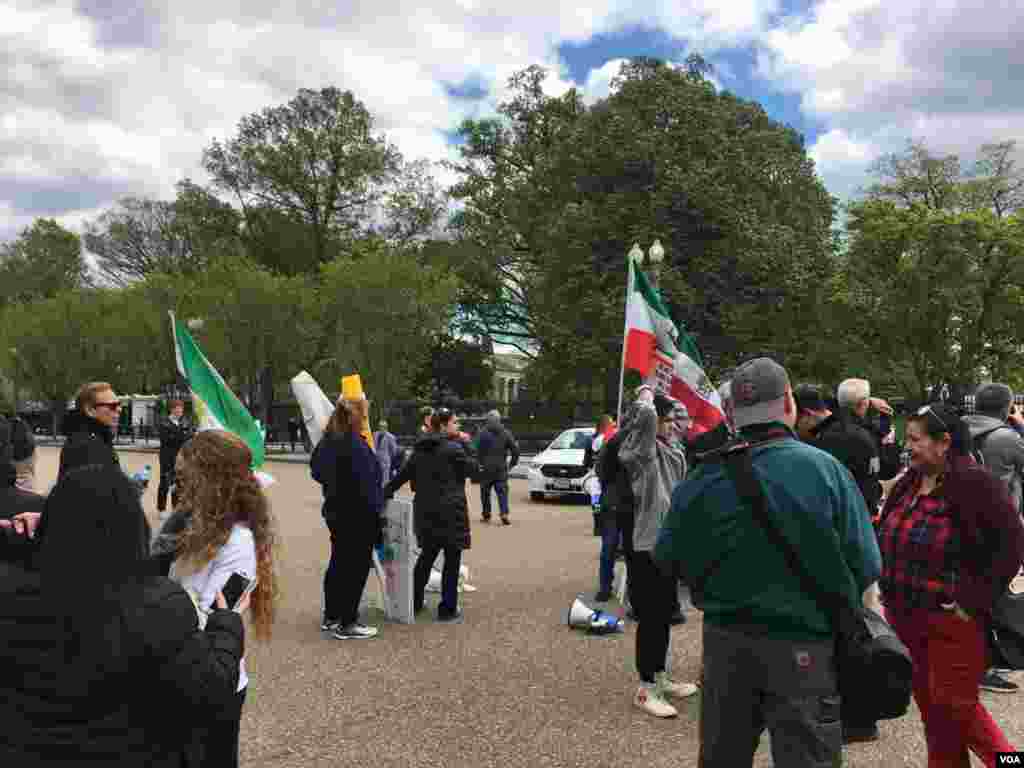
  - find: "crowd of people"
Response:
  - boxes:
[0,381,278,767]
[3,367,1024,767]
[589,360,1024,767]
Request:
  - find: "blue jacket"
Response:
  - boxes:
[656,424,881,640]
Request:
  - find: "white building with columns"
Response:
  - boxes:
[490,351,530,404]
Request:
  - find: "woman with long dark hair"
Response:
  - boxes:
[384,408,478,622]
[878,402,1024,766]
[169,430,280,768]
[0,464,245,766]
[311,397,383,639]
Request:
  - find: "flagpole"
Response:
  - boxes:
[616,254,633,425]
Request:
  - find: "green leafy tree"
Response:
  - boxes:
[410,333,493,400]
[0,219,89,306]
[83,180,241,285]
[1,290,112,433]
[835,140,1024,401]
[185,256,321,424]
[317,240,460,409]
[203,87,402,269]
[446,59,836,403]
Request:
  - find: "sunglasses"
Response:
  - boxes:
[94,401,122,411]
[916,405,949,433]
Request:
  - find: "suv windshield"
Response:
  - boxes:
[548,430,593,450]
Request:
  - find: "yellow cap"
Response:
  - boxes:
[340,374,365,401]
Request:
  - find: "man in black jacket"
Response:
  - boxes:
[157,400,193,516]
[59,382,124,479]
[811,379,899,519]
[475,410,519,525]
[805,378,895,744]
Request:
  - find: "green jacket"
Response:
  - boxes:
[655,424,881,641]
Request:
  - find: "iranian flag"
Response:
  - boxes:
[623,257,679,376]
[170,312,266,469]
[647,339,725,437]
[621,260,724,435]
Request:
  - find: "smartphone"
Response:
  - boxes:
[221,572,252,610]
[878,413,891,436]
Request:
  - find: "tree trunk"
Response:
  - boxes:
[259,366,274,430]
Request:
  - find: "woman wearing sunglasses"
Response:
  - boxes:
[58,381,126,479]
[877,402,1024,766]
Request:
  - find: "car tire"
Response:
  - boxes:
[529,492,544,502]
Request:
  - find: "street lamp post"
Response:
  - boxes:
[629,239,666,291]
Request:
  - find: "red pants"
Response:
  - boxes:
[886,606,1014,768]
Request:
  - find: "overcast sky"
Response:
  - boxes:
[2,0,1021,243]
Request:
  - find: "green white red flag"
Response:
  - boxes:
[622,259,724,435]
[170,312,266,469]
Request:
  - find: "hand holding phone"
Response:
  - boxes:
[218,572,253,611]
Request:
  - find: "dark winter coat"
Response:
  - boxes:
[0,562,243,767]
[310,431,384,540]
[596,427,635,533]
[812,408,883,514]
[58,412,120,479]
[475,424,520,482]
[384,433,479,550]
[0,463,243,767]
[158,416,193,470]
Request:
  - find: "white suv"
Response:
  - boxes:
[525,428,596,501]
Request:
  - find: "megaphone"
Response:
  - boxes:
[567,598,624,635]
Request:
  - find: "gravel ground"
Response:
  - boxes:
[33,448,1024,767]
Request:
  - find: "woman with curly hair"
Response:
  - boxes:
[169,430,279,768]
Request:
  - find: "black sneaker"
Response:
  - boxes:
[481,515,491,523]
[594,590,612,603]
[981,670,1019,693]
[500,517,511,526]
[842,723,880,744]
[436,608,464,623]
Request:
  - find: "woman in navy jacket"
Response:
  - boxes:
[311,398,383,640]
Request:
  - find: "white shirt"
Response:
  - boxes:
[170,524,257,691]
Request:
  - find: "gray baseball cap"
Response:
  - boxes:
[730,357,791,428]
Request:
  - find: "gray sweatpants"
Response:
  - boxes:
[699,622,842,768]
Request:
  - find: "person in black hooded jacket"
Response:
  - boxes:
[0,464,245,768]
[59,382,124,479]
[384,408,479,622]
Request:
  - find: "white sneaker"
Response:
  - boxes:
[656,673,699,701]
[634,685,678,718]
[332,623,379,640]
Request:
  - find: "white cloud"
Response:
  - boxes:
[2,0,1022,238]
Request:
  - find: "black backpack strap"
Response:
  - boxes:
[722,446,844,630]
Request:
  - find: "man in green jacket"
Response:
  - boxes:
[655,357,881,768]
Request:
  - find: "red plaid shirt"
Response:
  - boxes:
[878,473,962,612]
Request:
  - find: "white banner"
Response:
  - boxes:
[377,497,416,623]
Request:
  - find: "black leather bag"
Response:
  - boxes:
[990,590,1024,670]
[722,443,913,722]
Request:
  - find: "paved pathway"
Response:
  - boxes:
[32,448,1020,766]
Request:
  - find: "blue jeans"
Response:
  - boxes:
[480,478,510,519]
[598,520,621,594]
